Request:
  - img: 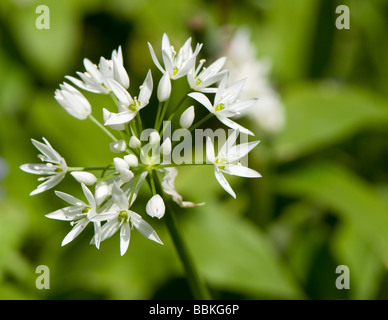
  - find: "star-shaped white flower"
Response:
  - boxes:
[188,75,257,136]
[66,46,130,94]
[187,57,228,93]
[148,33,202,80]
[45,183,99,246]
[206,130,261,198]
[91,180,163,256]
[104,70,153,126]
[20,138,68,196]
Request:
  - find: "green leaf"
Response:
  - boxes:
[274,82,388,161]
[275,161,388,262]
[183,201,304,298]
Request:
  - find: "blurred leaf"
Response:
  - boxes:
[274,82,388,161]
[331,222,384,299]
[4,0,80,81]
[183,200,304,298]
[276,161,388,263]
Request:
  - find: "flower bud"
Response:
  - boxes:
[179,106,195,129]
[129,136,141,149]
[149,131,161,147]
[113,157,129,172]
[109,140,126,154]
[55,83,91,120]
[124,154,138,167]
[70,171,97,185]
[157,72,171,102]
[160,138,172,155]
[146,194,165,219]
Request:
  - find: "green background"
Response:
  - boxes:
[0,0,388,299]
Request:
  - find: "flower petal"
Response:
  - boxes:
[214,168,236,199]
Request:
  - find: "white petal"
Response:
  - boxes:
[104,111,137,126]
[45,207,82,221]
[61,218,89,246]
[219,129,240,157]
[222,164,262,178]
[98,219,121,242]
[112,182,129,210]
[188,92,214,113]
[120,223,131,255]
[206,137,216,163]
[214,169,236,199]
[30,174,65,196]
[55,191,86,207]
[132,217,163,245]
[81,183,96,209]
[139,70,153,106]
[217,116,254,136]
[147,42,165,73]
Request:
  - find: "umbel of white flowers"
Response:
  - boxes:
[20,33,261,255]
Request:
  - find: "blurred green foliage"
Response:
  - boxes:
[0,0,387,299]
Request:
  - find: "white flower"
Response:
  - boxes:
[148,33,202,80]
[45,183,99,246]
[104,70,153,126]
[20,138,68,196]
[146,194,165,219]
[91,182,163,255]
[70,171,97,185]
[66,46,129,94]
[206,130,261,198]
[187,57,228,93]
[113,157,134,183]
[157,72,171,102]
[224,28,285,134]
[160,167,205,208]
[188,75,256,136]
[54,83,92,120]
[179,105,195,129]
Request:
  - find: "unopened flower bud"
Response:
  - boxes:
[129,136,141,149]
[157,72,171,102]
[179,106,195,129]
[149,131,161,147]
[160,138,172,155]
[146,194,165,219]
[124,154,138,167]
[70,171,97,185]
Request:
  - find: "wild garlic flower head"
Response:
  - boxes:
[21,33,262,255]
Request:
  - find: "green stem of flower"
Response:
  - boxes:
[152,172,211,300]
[89,115,118,142]
[68,166,114,171]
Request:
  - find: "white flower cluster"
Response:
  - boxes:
[21,34,261,255]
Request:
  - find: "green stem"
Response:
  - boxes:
[68,166,114,171]
[153,173,211,300]
[89,115,118,142]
